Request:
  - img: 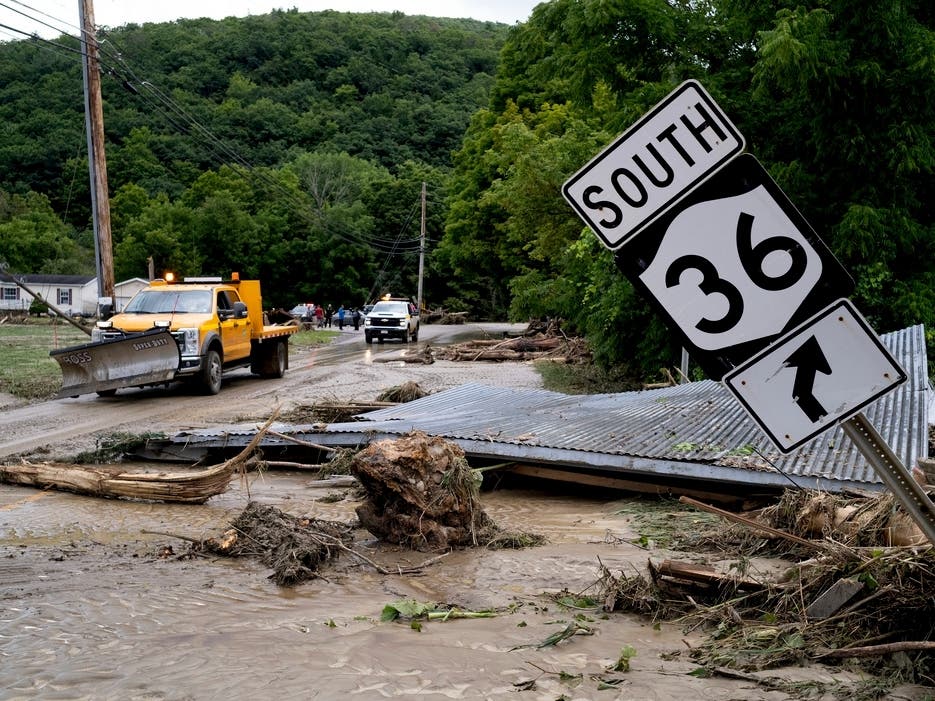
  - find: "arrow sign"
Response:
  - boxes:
[723,299,907,453]
[784,336,831,422]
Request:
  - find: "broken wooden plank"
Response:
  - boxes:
[655,559,765,590]
[805,577,865,619]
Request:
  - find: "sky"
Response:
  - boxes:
[0,0,541,41]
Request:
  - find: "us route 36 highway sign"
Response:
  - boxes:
[723,299,907,453]
[615,154,853,380]
[562,79,744,250]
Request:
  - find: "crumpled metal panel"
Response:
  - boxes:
[164,325,928,493]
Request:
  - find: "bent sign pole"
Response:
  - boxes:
[564,79,935,545]
[842,413,935,545]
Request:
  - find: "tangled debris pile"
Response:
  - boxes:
[195,502,355,585]
[596,489,935,684]
[186,432,544,584]
[351,430,497,550]
[435,320,590,363]
[376,381,429,403]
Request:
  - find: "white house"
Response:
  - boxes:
[114,277,149,310]
[0,274,150,317]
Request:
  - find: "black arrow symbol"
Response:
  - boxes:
[784,335,831,422]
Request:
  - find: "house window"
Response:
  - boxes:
[57,288,72,306]
[1,287,19,302]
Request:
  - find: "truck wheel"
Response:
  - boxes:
[411,325,419,342]
[402,328,410,343]
[96,389,117,397]
[201,349,222,395]
[261,341,286,379]
[365,333,373,345]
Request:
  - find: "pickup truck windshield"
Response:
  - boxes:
[124,290,213,314]
[371,301,411,315]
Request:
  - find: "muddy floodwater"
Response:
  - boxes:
[0,471,807,701]
[1,326,866,700]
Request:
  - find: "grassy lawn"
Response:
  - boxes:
[0,319,93,399]
[290,328,339,348]
[0,321,341,401]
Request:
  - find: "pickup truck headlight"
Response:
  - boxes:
[91,321,111,342]
[178,327,199,356]
[364,318,372,327]
[398,319,407,327]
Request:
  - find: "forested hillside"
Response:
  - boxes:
[0,10,507,307]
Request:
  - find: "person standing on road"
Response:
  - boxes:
[352,307,361,330]
[337,305,346,330]
[315,304,325,328]
[325,304,334,328]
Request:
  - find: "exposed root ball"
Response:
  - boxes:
[350,430,495,551]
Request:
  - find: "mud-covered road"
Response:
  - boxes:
[0,322,530,461]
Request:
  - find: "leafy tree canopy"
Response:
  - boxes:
[440,0,934,377]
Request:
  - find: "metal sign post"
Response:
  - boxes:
[842,413,935,545]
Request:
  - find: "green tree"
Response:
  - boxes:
[749,2,935,335]
[0,191,90,275]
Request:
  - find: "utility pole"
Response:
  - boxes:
[417,181,426,313]
[79,0,115,314]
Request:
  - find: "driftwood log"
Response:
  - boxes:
[0,418,274,503]
[435,333,589,363]
[371,345,435,364]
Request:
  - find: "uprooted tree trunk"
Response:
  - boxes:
[350,430,495,551]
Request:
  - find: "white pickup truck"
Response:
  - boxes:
[363,299,419,344]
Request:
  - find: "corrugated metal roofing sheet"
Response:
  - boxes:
[165,325,929,494]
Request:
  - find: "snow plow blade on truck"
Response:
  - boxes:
[51,328,181,398]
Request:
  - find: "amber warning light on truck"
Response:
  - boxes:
[562,80,744,250]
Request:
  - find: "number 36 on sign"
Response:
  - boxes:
[616,154,853,379]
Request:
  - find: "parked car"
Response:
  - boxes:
[289,304,314,322]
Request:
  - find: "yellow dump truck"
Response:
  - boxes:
[51,275,298,398]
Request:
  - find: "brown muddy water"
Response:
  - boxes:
[0,473,798,700]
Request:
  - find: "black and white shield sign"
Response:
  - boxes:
[615,154,853,379]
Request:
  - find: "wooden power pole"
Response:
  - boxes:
[79,0,115,312]
[417,181,426,313]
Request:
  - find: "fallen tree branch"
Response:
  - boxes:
[263,429,334,452]
[817,640,935,658]
[679,496,824,550]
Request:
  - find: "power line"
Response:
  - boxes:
[0,0,77,38]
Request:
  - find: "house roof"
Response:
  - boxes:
[0,273,95,286]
